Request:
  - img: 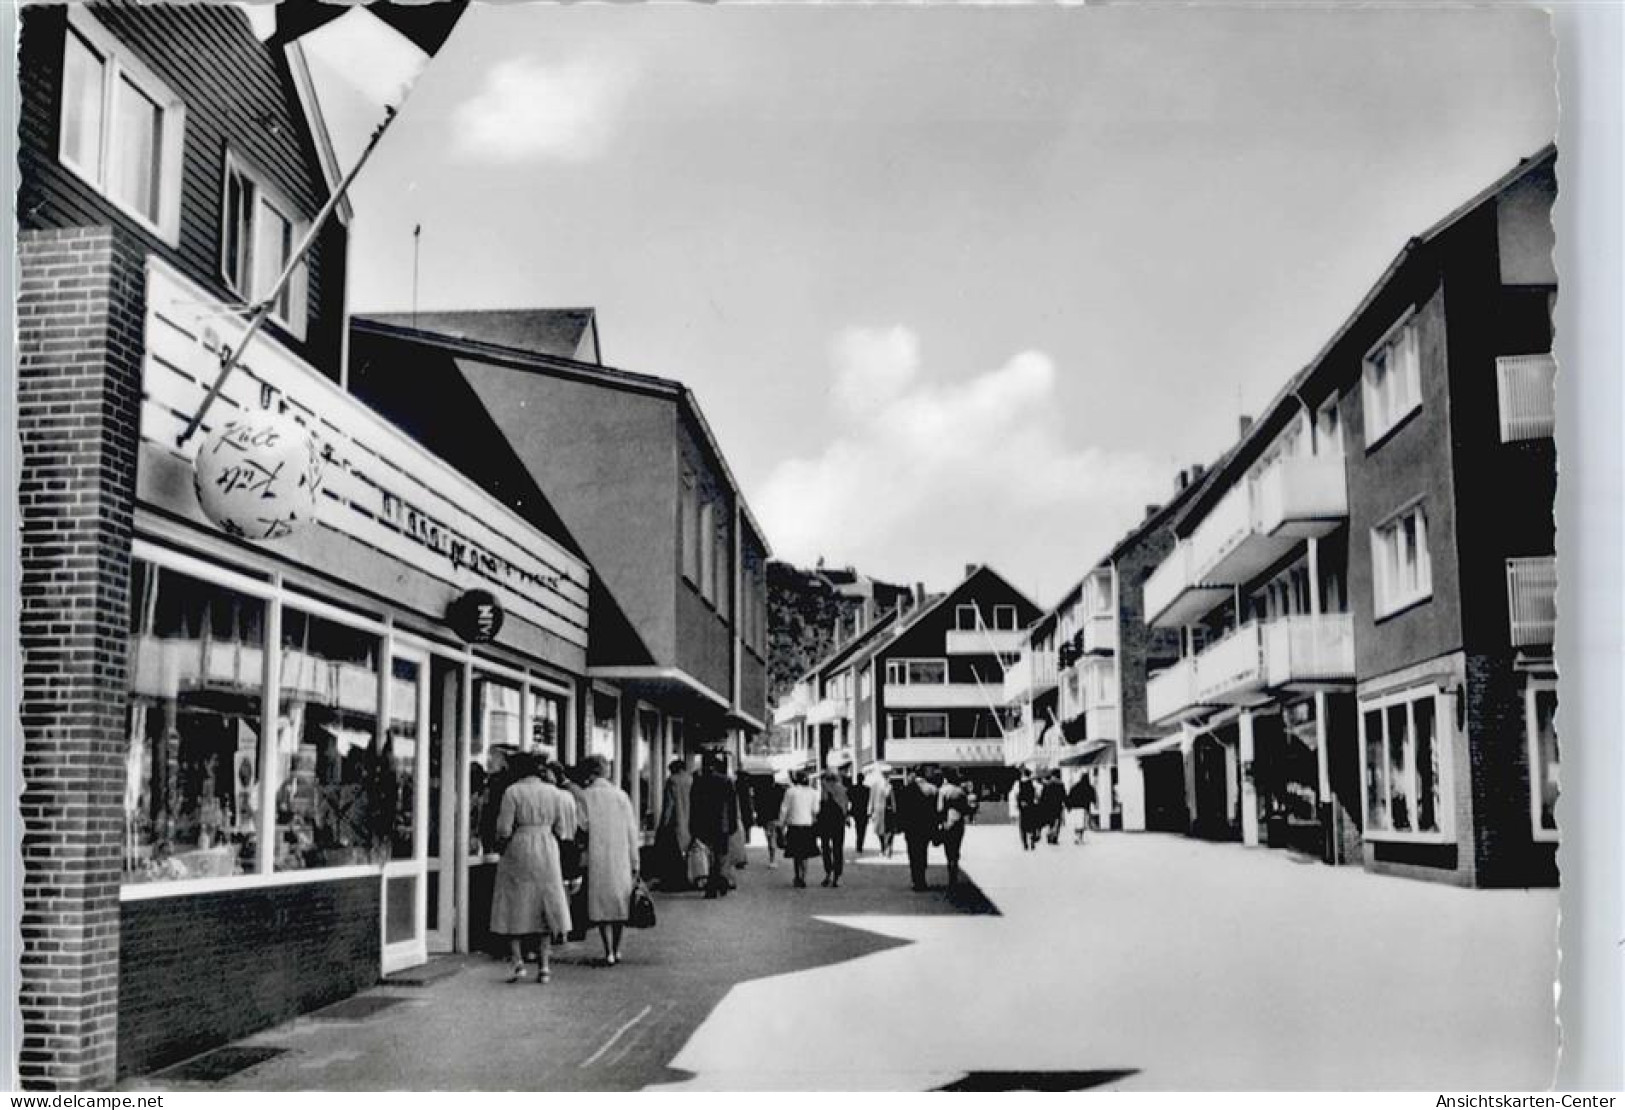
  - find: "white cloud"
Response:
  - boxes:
[759,327,1170,603]
[451,55,637,164]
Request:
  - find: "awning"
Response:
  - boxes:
[1125,734,1188,759]
[1058,740,1115,768]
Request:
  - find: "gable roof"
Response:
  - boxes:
[364,309,598,363]
[844,564,1037,671]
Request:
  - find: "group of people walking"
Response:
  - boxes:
[1013,766,1097,850]
[488,753,642,983]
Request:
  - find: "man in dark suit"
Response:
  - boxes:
[897,766,941,891]
[1016,766,1040,850]
[688,751,738,899]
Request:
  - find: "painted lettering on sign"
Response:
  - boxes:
[381,490,562,595]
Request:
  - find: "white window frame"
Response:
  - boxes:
[1370,503,1432,619]
[1357,685,1454,844]
[905,713,948,740]
[220,151,309,339]
[993,604,1017,631]
[887,658,947,686]
[58,8,185,246]
[956,604,979,631]
[1525,679,1559,843]
[1362,309,1423,448]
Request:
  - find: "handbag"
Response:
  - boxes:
[628,878,657,929]
[686,838,712,884]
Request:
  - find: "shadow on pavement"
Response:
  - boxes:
[935,1070,1139,1092]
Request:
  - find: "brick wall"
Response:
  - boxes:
[17,226,146,1089]
[117,879,381,1077]
[1465,654,1559,888]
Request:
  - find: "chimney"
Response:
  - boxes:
[1144,503,1160,521]
[914,582,926,605]
[1238,414,1254,439]
[1176,468,1190,492]
[964,564,977,580]
[1190,462,1206,482]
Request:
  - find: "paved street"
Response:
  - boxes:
[138,826,1558,1091]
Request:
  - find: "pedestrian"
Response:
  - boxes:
[777,768,821,888]
[576,755,641,967]
[848,774,871,853]
[688,751,738,899]
[1066,772,1098,844]
[1041,770,1067,845]
[726,765,750,878]
[654,758,693,891]
[936,767,972,888]
[897,766,940,891]
[882,774,904,857]
[1016,767,1040,851]
[489,752,574,984]
[816,770,850,887]
[868,772,894,857]
[754,773,787,868]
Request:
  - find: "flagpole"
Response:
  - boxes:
[177,105,400,447]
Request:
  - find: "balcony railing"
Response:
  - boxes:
[945,628,1027,655]
[884,737,1006,765]
[1146,657,1200,725]
[1082,612,1117,654]
[1507,556,1556,646]
[1252,455,1348,539]
[1003,722,1036,766]
[887,683,997,709]
[1193,623,1265,705]
[1496,354,1556,443]
[1084,704,1120,742]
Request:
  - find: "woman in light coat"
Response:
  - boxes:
[576,754,641,966]
[867,772,894,858]
[489,752,575,984]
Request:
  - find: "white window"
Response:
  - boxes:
[994,604,1017,631]
[221,154,309,337]
[956,604,979,631]
[1362,314,1423,445]
[58,10,185,244]
[698,501,715,603]
[1526,681,1558,841]
[680,468,698,583]
[1360,686,1449,840]
[1371,504,1432,617]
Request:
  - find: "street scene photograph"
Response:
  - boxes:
[10,0,1579,1094]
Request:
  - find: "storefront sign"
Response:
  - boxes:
[139,260,590,650]
[192,409,324,541]
[448,589,505,643]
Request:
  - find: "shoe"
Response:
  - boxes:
[831,877,840,888]
[768,860,779,869]
[605,954,618,968]
[793,877,806,888]
[703,889,718,900]
[506,963,527,983]
[820,876,831,887]
[537,967,552,983]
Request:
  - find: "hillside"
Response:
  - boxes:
[766,560,913,708]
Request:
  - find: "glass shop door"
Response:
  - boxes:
[382,646,431,974]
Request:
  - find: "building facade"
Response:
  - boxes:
[1140,148,1558,886]
[16,4,606,1086]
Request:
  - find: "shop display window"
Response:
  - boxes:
[124,560,267,883]
[1360,686,1447,839]
[387,656,421,861]
[275,609,387,871]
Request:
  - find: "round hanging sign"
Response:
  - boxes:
[192,410,324,542]
[448,589,505,643]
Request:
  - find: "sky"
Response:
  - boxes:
[298,3,1557,607]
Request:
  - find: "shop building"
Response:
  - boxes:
[1142,147,1558,886]
[346,313,772,838]
[853,566,1041,798]
[17,4,599,1087]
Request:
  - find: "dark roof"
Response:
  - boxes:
[1107,460,1216,562]
[1170,143,1556,537]
[802,608,901,684]
[363,309,597,363]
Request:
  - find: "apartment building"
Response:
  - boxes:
[1141,147,1558,886]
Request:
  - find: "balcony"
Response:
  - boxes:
[887,682,998,710]
[1002,653,1035,704]
[1195,614,1355,707]
[884,737,1006,765]
[1083,704,1120,743]
[1496,354,1556,443]
[945,628,1027,656]
[1082,612,1117,655]
[806,695,848,725]
[1146,657,1203,726]
[1147,453,1347,628]
[1507,556,1556,646]
[1003,722,1036,766]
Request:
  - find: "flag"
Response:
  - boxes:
[268,0,467,58]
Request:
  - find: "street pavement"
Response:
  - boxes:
[135,824,1559,1091]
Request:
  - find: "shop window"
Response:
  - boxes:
[275,609,386,871]
[386,656,420,861]
[1371,504,1431,618]
[528,687,564,755]
[1360,687,1447,839]
[1362,313,1422,446]
[58,9,184,244]
[1526,682,1559,840]
[590,690,619,763]
[221,152,309,337]
[124,560,267,883]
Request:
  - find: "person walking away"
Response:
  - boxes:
[489,752,574,984]
[754,773,787,868]
[778,769,821,888]
[1066,773,1098,845]
[848,775,871,853]
[576,755,640,966]
[1016,767,1040,851]
[688,752,738,899]
[869,773,894,857]
[725,767,749,881]
[816,770,851,887]
[936,767,972,888]
[1041,770,1067,845]
[654,758,693,891]
[898,767,941,891]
